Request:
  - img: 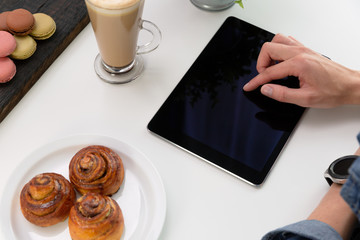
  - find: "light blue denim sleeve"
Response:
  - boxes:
[340,133,360,222]
[261,220,342,240]
[262,133,360,240]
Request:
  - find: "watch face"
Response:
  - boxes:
[330,155,358,179]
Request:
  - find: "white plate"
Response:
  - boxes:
[0,135,166,240]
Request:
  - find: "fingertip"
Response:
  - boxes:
[243,81,257,91]
[244,74,269,92]
[243,82,250,91]
[260,84,303,106]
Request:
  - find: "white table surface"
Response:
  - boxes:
[1,0,360,239]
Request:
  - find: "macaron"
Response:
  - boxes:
[0,57,16,83]
[0,31,16,57]
[10,35,37,60]
[0,11,10,31]
[30,13,56,40]
[6,9,35,36]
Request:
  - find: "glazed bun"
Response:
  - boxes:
[20,172,76,227]
[69,145,124,196]
[68,192,124,240]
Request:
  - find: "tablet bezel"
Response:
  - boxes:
[147,16,306,186]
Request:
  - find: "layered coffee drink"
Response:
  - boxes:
[86,0,145,68]
[85,0,160,83]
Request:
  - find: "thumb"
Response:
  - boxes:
[260,84,305,106]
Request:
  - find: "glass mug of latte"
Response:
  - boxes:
[85,0,161,83]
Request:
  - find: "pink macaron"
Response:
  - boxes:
[0,31,16,57]
[0,57,16,83]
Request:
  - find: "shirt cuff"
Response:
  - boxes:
[341,156,360,219]
[262,219,342,240]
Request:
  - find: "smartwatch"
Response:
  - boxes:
[324,155,358,185]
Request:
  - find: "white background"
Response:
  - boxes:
[1,0,360,239]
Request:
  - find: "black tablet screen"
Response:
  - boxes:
[148,16,305,185]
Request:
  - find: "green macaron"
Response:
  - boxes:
[10,35,37,60]
[30,13,56,40]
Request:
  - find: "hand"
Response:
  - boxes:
[243,34,360,108]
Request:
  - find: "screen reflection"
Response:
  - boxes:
[165,18,304,171]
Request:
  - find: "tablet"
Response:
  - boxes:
[147,16,306,186]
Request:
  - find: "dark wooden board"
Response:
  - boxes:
[0,0,89,123]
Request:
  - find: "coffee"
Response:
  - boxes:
[86,0,144,68]
[85,0,160,83]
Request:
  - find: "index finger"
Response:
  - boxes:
[244,58,300,91]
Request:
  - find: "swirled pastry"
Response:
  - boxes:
[68,192,124,240]
[20,172,76,227]
[69,145,124,196]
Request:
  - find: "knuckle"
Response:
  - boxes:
[290,52,313,71]
[277,88,288,102]
[261,66,276,78]
[261,41,272,51]
[297,46,309,53]
[272,33,284,42]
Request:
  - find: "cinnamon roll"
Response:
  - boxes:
[20,172,76,227]
[69,145,124,196]
[68,192,124,240]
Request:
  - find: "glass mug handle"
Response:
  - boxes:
[137,20,162,55]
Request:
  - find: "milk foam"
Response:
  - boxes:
[87,0,140,9]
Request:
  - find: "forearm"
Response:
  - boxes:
[342,70,360,106]
[307,184,357,240]
[307,147,360,240]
